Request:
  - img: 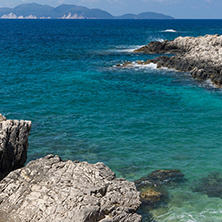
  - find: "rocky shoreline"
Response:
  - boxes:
[0,114,142,222]
[2,115,222,221]
[120,34,222,87]
[0,115,189,221]
[0,154,142,222]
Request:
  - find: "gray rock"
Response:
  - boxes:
[0,114,32,180]
[0,154,142,222]
[132,34,222,87]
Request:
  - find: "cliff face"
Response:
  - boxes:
[0,114,31,180]
[0,154,141,222]
[133,34,222,87]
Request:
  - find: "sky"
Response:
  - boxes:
[0,0,222,19]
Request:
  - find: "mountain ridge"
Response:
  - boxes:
[0,3,174,19]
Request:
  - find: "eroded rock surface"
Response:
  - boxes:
[122,34,222,87]
[0,154,141,222]
[0,114,31,180]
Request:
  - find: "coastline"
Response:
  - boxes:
[120,34,222,88]
[2,20,222,221]
[0,114,142,222]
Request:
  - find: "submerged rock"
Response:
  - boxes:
[0,154,141,222]
[192,172,222,198]
[147,169,185,185]
[140,188,167,206]
[135,169,185,189]
[134,169,185,216]
[132,34,222,87]
[0,114,31,180]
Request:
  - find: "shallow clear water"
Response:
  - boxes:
[1,19,222,221]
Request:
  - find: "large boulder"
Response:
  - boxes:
[0,114,32,180]
[0,154,142,222]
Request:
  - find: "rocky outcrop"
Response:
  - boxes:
[0,154,141,222]
[132,35,222,87]
[134,39,184,54]
[0,114,31,180]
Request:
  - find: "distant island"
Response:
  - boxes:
[0,3,174,19]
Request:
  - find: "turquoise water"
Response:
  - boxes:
[1,19,222,221]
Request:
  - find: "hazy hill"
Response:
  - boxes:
[0,3,174,19]
[137,12,174,19]
[83,9,113,19]
[12,3,53,17]
[117,12,174,19]
[50,4,89,18]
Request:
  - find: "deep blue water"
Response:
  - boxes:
[1,19,222,221]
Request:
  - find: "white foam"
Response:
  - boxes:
[203,79,217,88]
[162,29,177,33]
[132,62,157,69]
[205,79,215,86]
[114,62,158,69]
[107,45,145,53]
[151,37,165,42]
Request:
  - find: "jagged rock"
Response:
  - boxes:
[135,169,185,189]
[0,114,31,180]
[0,154,141,222]
[133,34,222,87]
[192,172,222,198]
[134,40,183,54]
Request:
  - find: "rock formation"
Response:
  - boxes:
[134,170,185,209]
[0,154,142,222]
[0,114,31,180]
[121,34,222,87]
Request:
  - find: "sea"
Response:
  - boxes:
[1,19,222,221]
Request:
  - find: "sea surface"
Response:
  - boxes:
[1,19,222,221]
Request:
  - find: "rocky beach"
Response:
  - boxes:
[120,34,222,87]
